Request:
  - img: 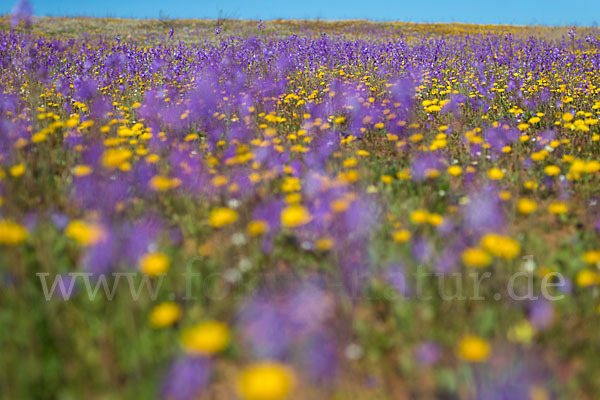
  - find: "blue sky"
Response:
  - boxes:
[3,0,600,26]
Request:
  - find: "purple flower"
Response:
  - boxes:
[415,341,441,366]
[385,264,408,296]
[528,299,554,330]
[412,235,433,264]
[287,281,333,334]
[463,185,505,234]
[238,294,291,359]
[238,279,336,361]
[161,356,211,400]
[472,348,554,400]
[82,231,117,275]
[411,153,444,182]
[10,0,33,28]
[436,242,463,274]
[302,333,338,383]
[51,212,69,230]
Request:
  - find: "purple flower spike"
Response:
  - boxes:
[161,356,211,400]
[10,0,33,28]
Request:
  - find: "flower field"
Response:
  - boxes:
[2,15,600,399]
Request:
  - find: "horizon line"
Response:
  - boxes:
[1,15,598,29]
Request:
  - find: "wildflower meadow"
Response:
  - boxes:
[2,4,600,400]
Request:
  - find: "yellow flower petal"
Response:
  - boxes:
[237,362,296,400]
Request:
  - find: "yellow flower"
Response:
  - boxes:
[330,198,350,213]
[410,209,429,224]
[585,160,600,173]
[184,133,199,142]
[425,168,439,179]
[65,220,105,246]
[209,207,239,227]
[393,229,411,243]
[507,320,535,344]
[582,250,600,265]
[181,320,230,355]
[381,174,393,184]
[562,112,574,122]
[343,158,358,168]
[427,213,444,226]
[102,148,132,169]
[72,164,93,177]
[487,168,504,180]
[409,133,423,143]
[517,198,537,214]
[248,220,269,236]
[314,236,334,251]
[139,252,170,276]
[32,132,47,143]
[236,362,296,400]
[146,154,160,163]
[447,165,462,176]
[149,302,182,328]
[281,176,300,193]
[548,202,568,215]
[149,175,174,191]
[458,335,491,362]
[284,193,301,204]
[396,169,411,180]
[480,233,520,260]
[499,191,511,201]
[462,247,492,268]
[544,165,560,176]
[576,269,598,287]
[281,205,311,228]
[9,163,25,178]
[524,180,538,190]
[0,220,28,245]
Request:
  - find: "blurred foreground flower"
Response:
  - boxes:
[517,198,537,214]
[462,247,491,268]
[209,207,239,227]
[236,361,296,400]
[139,252,170,276]
[575,269,598,287]
[149,302,182,328]
[181,321,231,355]
[9,163,25,177]
[480,233,521,260]
[582,250,600,265]
[161,356,211,400]
[65,220,105,246]
[0,220,28,245]
[458,335,491,362]
[548,202,568,215]
[280,205,311,228]
[10,0,33,28]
